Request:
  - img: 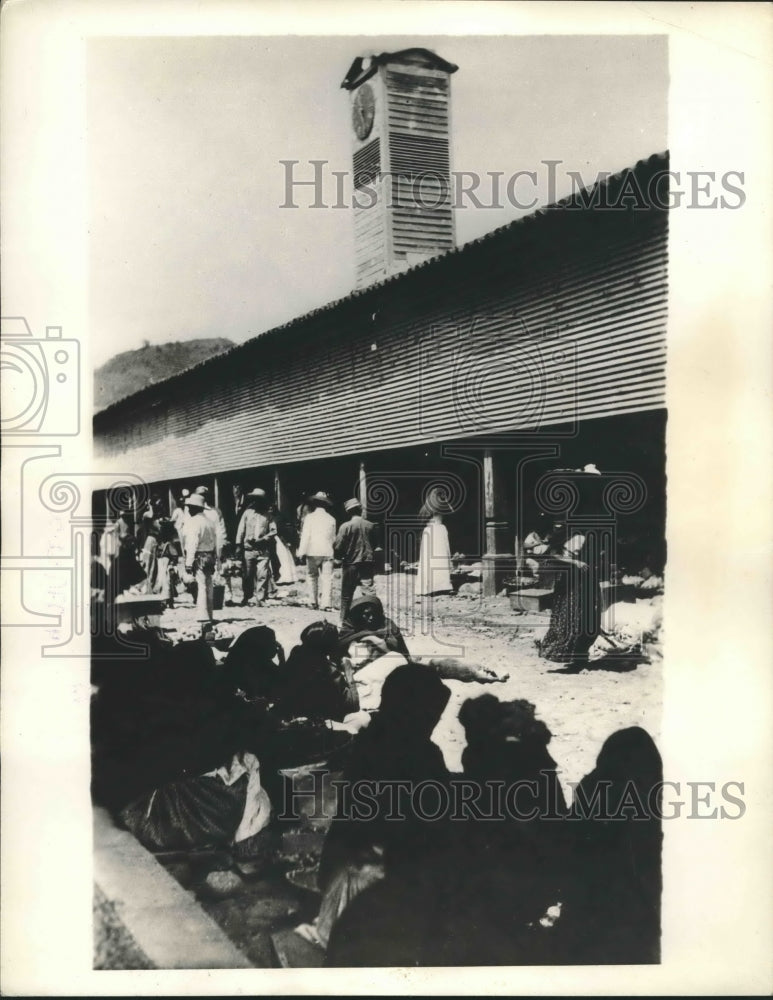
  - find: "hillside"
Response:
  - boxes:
[94,338,235,411]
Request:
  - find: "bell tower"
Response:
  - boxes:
[341,48,458,289]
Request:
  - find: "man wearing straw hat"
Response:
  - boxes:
[297,491,336,611]
[335,498,377,623]
[181,492,218,621]
[193,485,227,560]
[235,488,276,607]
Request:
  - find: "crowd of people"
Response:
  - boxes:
[91,471,661,966]
[92,603,662,966]
[93,479,627,687]
[95,484,467,625]
[96,486,391,621]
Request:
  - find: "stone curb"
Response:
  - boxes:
[93,807,252,969]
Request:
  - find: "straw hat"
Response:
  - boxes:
[310,491,332,506]
[344,498,362,513]
[247,488,267,499]
[185,493,206,509]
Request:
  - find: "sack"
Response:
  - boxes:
[316,856,385,948]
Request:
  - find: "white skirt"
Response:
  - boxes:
[274,536,297,584]
[416,521,453,596]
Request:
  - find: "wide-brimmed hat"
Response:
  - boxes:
[185,493,206,509]
[247,488,267,499]
[310,491,332,506]
[344,498,362,513]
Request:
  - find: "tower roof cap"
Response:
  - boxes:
[341,48,458,90]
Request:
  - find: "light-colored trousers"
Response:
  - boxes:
[193,550,215,620]
[306,555,332,609]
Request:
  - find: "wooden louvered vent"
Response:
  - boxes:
[353,137,380,189]
[386,69,455,256]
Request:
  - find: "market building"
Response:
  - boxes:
[93,48,668,595]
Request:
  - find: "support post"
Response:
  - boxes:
[213,476,220,512]
[274,468,282,512]
[481,448,511,597]
[358,459,368,518]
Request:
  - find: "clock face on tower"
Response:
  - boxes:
[352,83,376,141]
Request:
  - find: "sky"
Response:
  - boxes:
[88,34,667,368]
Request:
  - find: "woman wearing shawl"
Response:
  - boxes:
[274,621,358,722]
[416,489,454,597]
[433,696,571,966]
[268,504,298,585]
[537,523,602,673]
[299,663,451,952]
[336,594,410,660]
[218,625,285,702]
[337,595,507,698]
[558,726,663,964]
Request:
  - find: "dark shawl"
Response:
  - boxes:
[336,595,410,659]
[318,663,451,891]
[219,625,283,702]
[559,726,663,964]
[274,621,358,722]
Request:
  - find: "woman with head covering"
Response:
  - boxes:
[299,663,451,951]
[416,488,455,597]
[426,695,572,966]
[337,594,410,659]
[335,595,412,710]
[558,726,663,964]
[338,594,507,700]
[219,625,285,702]
[274,621,358,722]
[537,522,602,673]
[267,503,298,585]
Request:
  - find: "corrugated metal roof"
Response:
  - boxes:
[94,151,669,422]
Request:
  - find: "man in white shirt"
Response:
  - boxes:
[182,492,218,621]
[194,486,227,559]
[297,492,336,611]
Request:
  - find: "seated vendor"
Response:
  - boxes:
[274,621,359,722]
[337,595,507,708]
[297,662,452,951]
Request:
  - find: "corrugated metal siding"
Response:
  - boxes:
[95,205,667,482]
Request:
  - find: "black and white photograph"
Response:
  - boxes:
[1,2,771,995]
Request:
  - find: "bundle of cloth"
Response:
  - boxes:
[91,627,286,861]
